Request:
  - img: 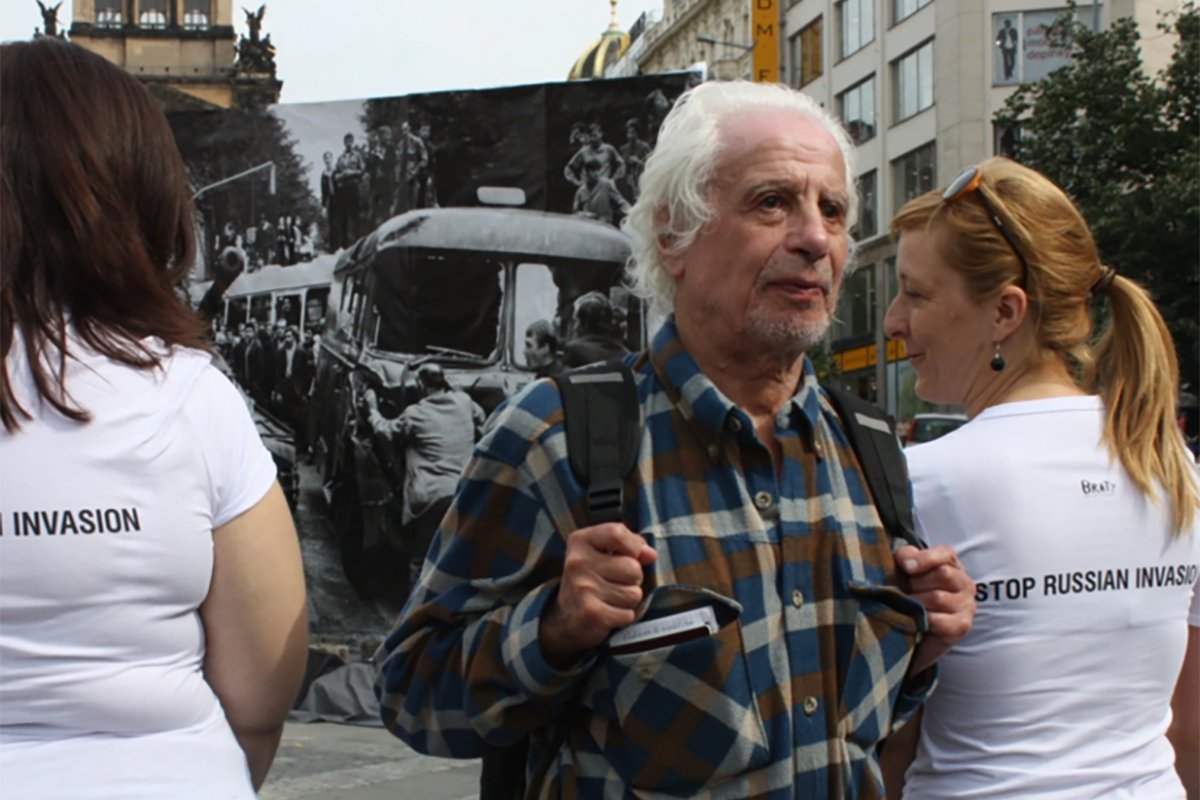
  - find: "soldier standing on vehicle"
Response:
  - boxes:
[361,364,485,590]
[333,133,365,249]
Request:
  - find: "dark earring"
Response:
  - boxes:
[990,343,1006,372]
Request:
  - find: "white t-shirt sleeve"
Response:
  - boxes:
[187,365,278,528]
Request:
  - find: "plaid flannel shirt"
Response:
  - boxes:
[375,320,933,799]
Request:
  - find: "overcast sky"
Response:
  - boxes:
[1,0,666,103]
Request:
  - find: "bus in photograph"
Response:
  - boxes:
[311,203,642,600]
[219,252,337,338]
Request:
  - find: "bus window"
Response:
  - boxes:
[514,263,558,369]
[372,252,500,359]
[304,287,330,335]
[227,297,248,330]
[275,292,302,329]
[249,295,272,326]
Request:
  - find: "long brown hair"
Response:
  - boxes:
[892,157,1197,535]
[1,38,210,433]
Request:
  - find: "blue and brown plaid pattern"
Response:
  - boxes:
[375,319,933,799]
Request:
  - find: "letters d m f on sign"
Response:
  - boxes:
[753,0,779,83]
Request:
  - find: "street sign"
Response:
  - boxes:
[753,0,779,83]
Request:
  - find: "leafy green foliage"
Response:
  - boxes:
[994,3,1200,394]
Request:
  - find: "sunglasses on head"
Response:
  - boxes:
[942,165,1030,276]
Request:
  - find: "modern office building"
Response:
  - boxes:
[781,0,1177,417]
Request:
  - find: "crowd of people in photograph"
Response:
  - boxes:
[321,121,439,251]
[212,213,313,273]
[564,118,648,227]
[217,319,319,460]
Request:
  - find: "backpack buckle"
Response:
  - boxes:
[586,479,624,525]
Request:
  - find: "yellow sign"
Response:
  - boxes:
[835,340,908,373]
[752,0,779,83]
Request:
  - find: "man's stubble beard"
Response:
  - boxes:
[744,260,838,362]
[744,302,832,363]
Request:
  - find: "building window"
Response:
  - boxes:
[183,0,211,30]
[894,40,933,122]
[833,263,875,341]
[994,123,1022,158]
[894,0,933,25]
[837,0,874,59]
[892,141,936,213]
[993,7,1100,86]
[855,170,878,239]
[839,75,875,145]
[790,17,822,87]
[95,0,123,27]
[138,0,168,28]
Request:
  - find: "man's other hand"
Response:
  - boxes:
[540,524,657,668]
[897,544,976,675]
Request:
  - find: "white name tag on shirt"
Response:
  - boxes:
[608,605,718,650]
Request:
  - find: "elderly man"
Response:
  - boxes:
[374,81,975,798]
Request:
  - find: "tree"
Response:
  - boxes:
[994,3,1200,395]
[169,105,321,271]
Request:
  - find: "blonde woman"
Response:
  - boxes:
[881,157,1198,798]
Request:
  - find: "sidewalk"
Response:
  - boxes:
[260,721,481,800]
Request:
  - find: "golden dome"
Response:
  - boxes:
[568,1,630,81]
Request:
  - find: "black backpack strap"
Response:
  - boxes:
[479,362,641,800]
[823,386,922,549]
[555,360,640,525]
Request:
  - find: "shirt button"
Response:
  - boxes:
[791,589,804,608]
[754,490,773,511]
[813,440,825,458]
[803,696,819,716]
[707,444,719,459]
[726,417,742,433]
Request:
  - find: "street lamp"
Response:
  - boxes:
[193,161,277,202]
[695,35,755,51]
[191,161,278,284]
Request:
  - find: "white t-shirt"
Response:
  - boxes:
[0,336,277,799]
[902,395,1200,799]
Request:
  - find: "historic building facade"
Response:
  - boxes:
[67,0,280,110]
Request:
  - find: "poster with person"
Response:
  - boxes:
[167,68,702,642]
[992,6,1100,85]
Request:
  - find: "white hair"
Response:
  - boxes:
[622,80,859,318]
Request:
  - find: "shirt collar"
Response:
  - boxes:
[646,317,823,451]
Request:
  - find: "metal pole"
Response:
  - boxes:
[192,161,277,202]
[874,259,889,414]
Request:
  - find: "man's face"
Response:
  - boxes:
[662,109,850,361]
[323,152,333,168]
[285,331,298,348]
[344,134,354,150]
[523,328,553,367]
